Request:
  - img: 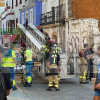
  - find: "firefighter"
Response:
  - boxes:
[41,36,52,60]
[46,46,61,91]
[2,43,17,90]
[83,44,94,81]
[24,45,34,87]
[41,36,59,60]
[79,49,89,84]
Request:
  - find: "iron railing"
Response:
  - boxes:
[40,7,55,25]
[40,4,65,25]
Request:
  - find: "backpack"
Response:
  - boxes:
[0,67,6,100]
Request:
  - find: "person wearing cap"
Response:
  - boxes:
[83,44,94,81]
[0,45,12,100]
[46,46,61,91]
[79,49,89,84]
[1,43,17,91]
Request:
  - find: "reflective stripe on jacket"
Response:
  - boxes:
[2,50,16,67]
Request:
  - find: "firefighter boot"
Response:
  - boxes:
[47,87,52,91]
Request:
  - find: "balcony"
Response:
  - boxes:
[40,8,55,25]
[40,4,65,26]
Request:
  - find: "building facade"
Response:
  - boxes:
[20,0,42,26]
[40,0,72,52]
[2,0,42,34]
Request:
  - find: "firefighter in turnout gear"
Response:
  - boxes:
[24,45,33,87]
[41,36,59,60]
[79,49,88,84]
[46,46,61,91]
[2,43,17,90]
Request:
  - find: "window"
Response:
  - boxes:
[12,0,13,9]
[15,0,18,6]
[19,0,22,4]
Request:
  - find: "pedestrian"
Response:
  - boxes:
[25,18,28,28]
[93,46,100,100]
[24,45,34,87]
[46,46,61,91]
[0,45,12,100]
[2,43,17,90]
[79,49,89,84]
[83,44,94,81]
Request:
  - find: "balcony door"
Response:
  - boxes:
[22,13,24,24]
[30,9,33,24]
[26,12,28,22]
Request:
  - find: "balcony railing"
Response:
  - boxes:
[40,4,65,25]
[40,7,55,25]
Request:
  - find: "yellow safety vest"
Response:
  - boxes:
[2,50,16,67]
[24,49,33,62]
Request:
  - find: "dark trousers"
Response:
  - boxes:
[87,60,93,80]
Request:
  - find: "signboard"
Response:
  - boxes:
[0,0,5,7]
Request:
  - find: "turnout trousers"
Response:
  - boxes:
[79,64,87,83]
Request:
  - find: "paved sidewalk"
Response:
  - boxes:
[7,77,94,100]
[7,87,30,100]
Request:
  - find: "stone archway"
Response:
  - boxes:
[52,32,58,44]
[52,35,57,44]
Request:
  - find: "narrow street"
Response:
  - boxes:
[8,77,94,100]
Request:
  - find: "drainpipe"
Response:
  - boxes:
[58,0,61,48]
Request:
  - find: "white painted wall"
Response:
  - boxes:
[2,0,34,29]
[42,0,59,14]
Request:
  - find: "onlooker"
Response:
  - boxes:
[93,46,100,100]
[0,45,12,100]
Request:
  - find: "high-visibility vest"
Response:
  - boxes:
[2,49,16,67]
[24,49,33,62]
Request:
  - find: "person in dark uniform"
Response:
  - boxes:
[83,44,94,81]
[46,46,61,91]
